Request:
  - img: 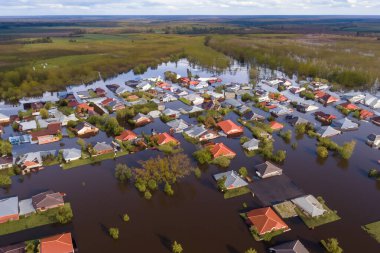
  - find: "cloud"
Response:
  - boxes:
[1,0,380,15]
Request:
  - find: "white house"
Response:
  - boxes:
[292,195,327,218]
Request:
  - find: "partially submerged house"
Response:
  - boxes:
[40,232,75,253]
[0,157,13,170]
[162,108,181,119]
[166,119,189,133]
[74,122,99,137]
[154,132,180,146]
[292,195,326,217]
[213,170,248,190]
[363,94,380,109]
[314,111,336,124]
[269,121,284,131]
[287,116,309,126]
[115,130,138,142]
[209,143,236,159]
[184,125,207,139]
[0,196,19,223]
[0,112,10,124]
[32,190,64,212]
[316,126,341,138]
[296,103,319,113]
[331,118,359,131]
[269,240,310,253]
[242,111,265,121]
[246,207,289,236]
[366,134,380,148]
[255,161,283,179]
[242,138,260,151]
[19,120,37,132]
[62,148,82,162]
[217,120,244,135]
[133,113,153,127]
[270,106,293,117]
[93,142,114,156]
[31,122,62,144]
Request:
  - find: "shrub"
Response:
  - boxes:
[338,140,356,160]
[0,174,11,186]
[368,169,380,179]
[115,164,132,182]
[55,205,73,224]
[291,142,298,149]
[148,179,158,191]
[109,228,119,240]
[321,238,343,253]
[193,148,212,164]
[279,130,292,142]
[316,146,329,159]
[217,176,227,192]
[144,190,152,200]
[164,182,174,196]
[245,249,257,253]
[239,167,248,177]
[194,168,202,179]
[172,241,183,253]
[123,214,130,222]
[211,156,231,167]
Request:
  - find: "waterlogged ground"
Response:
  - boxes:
[0,60,379,253]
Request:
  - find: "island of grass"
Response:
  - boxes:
[62,151,129,170]
[362,221,380,243]
[273,201,298,219]
[224,186,251,199]
[0,203,73,236]
[295,196,341,228]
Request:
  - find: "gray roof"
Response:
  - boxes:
[19,198,36,216]
[133,113,150,121]
[184,125,207,138]
[32,190,64,209]
[62,148,82,161]
[242,138,260,151]
[270,106,292,116]
[93,142,113,152]
[332,118,358,131]
[287,116,309,126]
[213,170,248,189]
[19,121,37,131]
[224,99,242,108]
[166,119,189,132]
[255,161,283,178]
[0,112,10,121]
[162,108,180,116]
[0,242,26,253]
[269,240,310,253]
[292,195,326,217]
[0,196,19,217]
[317,126,341,138]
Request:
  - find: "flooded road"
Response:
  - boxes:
[0,60,379,253]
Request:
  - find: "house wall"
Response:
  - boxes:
[37,203,64,212]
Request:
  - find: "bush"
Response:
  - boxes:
[279,130,292,142]
[321,238,343,253]
[123,214,130,222]
[338,140,356,160]
[194,168,202,178]
[368,169,380,179]
[109,228,119,240]
[239,167,248,177]
[193,148,212,164]
[164,182,174,196]
[245,249,257,253]
[0,174,11,186]
[144,190,152,200]
[172,241,183,253]
[55,205,73,224]
[317,146,329,159]
[217,176,227,192]
[148,179,158,191]
[211,156,231,167]
[115,164,132,182]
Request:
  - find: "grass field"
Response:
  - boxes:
[62,151,129,170]
[0,203,72,236]
[224,186,251,199]
[273,201,298,218]
[362,221,380,243]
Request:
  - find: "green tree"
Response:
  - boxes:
[193,148,212,164]
[39,108,49,119]
[0,140,12,156]
[0,174,12,186]
[55,205,73,224]
[148,179,158,191]
[164,182,174,196]
[123,214,130,222]
[76,138,86,150]
[245,248,257,253]
[172,241,183,253]
[322,238,343,253]
[317,146,329,159]
[217,176,227,192]
[109,227,119,240]
[194,167,202,179]
[144,190,152,200]
[115,164,132,182]
[239,167,248,177]
[338,140,356,160]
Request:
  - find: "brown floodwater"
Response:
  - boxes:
[0,60,379,253]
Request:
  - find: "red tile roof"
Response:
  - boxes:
[115,130,137,141]
[339,102,358,111]
[101,98,114,106]
[76,103,94,112]
[360,109,374,119]
[217,120,244,135]
[246,207,289,235]
[31,122,61,140]
[155,133,180,145]
[40,233,74,253]
[210,143,236,158]
[269,121,284,130]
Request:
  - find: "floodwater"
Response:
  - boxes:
[0,60,380,253]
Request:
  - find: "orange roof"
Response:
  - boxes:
[157,82,171,88]
[314,90,326,99]
[115,130,137,141]
[217,120,243,135]
[210,143,236,158]
[189,81,200,86]
[246,207,288,235]
[360,109,374,119]
[40,233,74,253]
[339,102,358,111]
[155,133,180,145]
[24,161,39,167]
[127,95,139,101]
[76,103,94,112]
[269,121,284,130]
[269,93,288,102]
[101,98,114,106]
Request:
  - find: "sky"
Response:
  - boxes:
[1,0,380,16]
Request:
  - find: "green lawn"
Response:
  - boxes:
[362,221,380,243]
[224,186,251,199]
[273,201,298,218]
[295,197,341,228]
[0,203,72,236]
[62,151,128,170]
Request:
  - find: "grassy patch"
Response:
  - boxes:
[62,151,128,170]
[179,97,192,105]
[295,197,341,228]
[224,186,251,199]
[362,221,380,243]
[0,203,72,236]
[273,201,298,218]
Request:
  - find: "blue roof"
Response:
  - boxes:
[0,196,19,217]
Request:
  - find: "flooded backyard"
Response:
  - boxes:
[0,60,379,253]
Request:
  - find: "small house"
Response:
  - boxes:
[162,108,181,119]
[242,111,265,121]
[339,102,359,111]
[314,111,336,124]
[371,116,380,126]
[0,113,10,124]
[184,125,207,139]
[74,122,99,136]
[269,240,309,253]
[62,148,82,162]
[296,103,319,113]
[213,170,248,190]
[292,195,326,217]
[319,93,339,105]
[359,109,374,120]
[32,191,64,212]
[115,130,138,142]
[366,134,380,148]
[246,207,289,235]
[363,94,380,109]
[255,161,283,178]
[183,94,204,105]
[242,138,260,151]
[270,106,293,117]
[40,232,74,253]
[154,132,180,146]
[209,143,236,159]
[316,126,341,138]
[19,120,37,132]
[166,119,189,133]
[133,113,153,127]
[286,116,309,126]
[331,118,359,131]
[0,196,19,223]
[269,121,284,131]
[93,142,114,156]
[217,120,244,135]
